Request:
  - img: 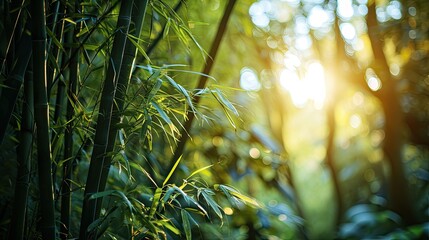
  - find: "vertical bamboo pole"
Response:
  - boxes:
[9,60,34,240]
[98,0,149,207]
[31,0,57,238]
[79,1,134,239]
[60,2,81,238]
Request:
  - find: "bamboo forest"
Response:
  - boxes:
[0,0,428,239]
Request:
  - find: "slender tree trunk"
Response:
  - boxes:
[31,0,57,238]
[167,0,237,175]
[325,99,342,226]
[0,33,32,145]
[79,1,134,238]
[9,61,34,240]
[367,2,415,224]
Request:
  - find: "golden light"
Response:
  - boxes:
[280,61,326,109]
[223,207,234,215]
[249,147,261,159]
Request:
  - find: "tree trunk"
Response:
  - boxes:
[367,2,415,224]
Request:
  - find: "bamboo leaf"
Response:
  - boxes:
[163,155,182,187]
[164,75,195,112]
[181,209,192,240]
[46,27,65,53]
[211,89,239,116]
[215,184,261,208]
[154,219,180,235]
[151,100,179,136]
[149,187,163,218]
[200,188,223,220]
[127,35,151,63]
[89,190,133,212]
[147,79,163,103]
[140,109,152,145]
[172,186,208,216]
[186,164,213,180]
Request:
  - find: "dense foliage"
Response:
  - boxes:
[0,0,428,239]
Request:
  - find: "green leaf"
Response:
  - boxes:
[89,190,133,212]
[211,89,239,128]
[149,187,163,218]
[200,188,223,220]
[147,79,163,104]
[151,100,179,136]
[127,34,151,63]
[140,109,152,145]
[181,209,192,240]
[186,164,213,180]
[211,89,239,116]
[163,155,182,187]
[215,184,261,208]
[46,28,65,53]
[155,219,181,235]
[172,186,208,216]
[164,75,195,112]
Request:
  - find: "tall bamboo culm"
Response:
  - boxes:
[60,1,81,238]
[0,33,32,145]
[9,59,33,240]
[99,0,149,210]
[79,1,134,239]
[31,0,57,238]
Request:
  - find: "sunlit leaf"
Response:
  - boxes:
[215,184,261,208]
[149,188,163,218]
[151,100,179,136]
[163,155,182,187]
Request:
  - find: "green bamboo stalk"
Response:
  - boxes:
[60,2,80,238]
[97,0,149,201]
[9,60,34,240]
[79,1,134,239]
[50,2,67,199]
[31,0,57,238]
[166,0,237,177]
[0,33,32,145]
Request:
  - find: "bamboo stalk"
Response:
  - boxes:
[97,0,149,202]
[60,2,81,238]
[31,0,57,238]
[79,1,135,238]
[0,33,32,145]
[166,0,237,176]
[9,60,33,240]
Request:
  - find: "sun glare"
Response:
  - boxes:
[280,61,326,109]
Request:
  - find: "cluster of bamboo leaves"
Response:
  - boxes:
[0,0,261,239]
